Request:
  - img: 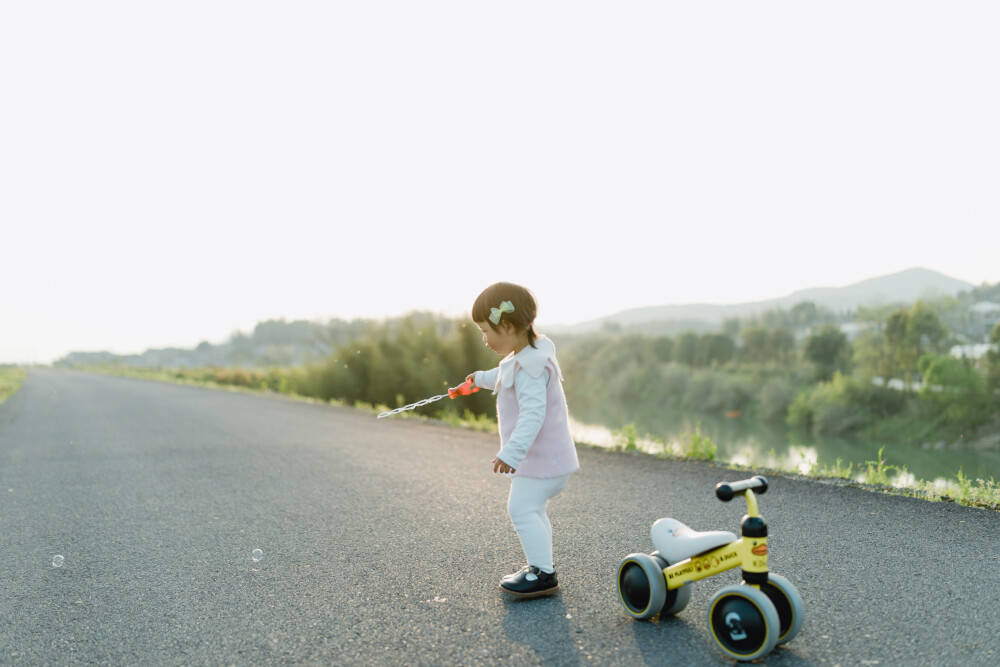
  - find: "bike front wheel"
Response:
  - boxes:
[707,584,780,661]
[757,573,804,644]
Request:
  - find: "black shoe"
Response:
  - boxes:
[500,566,559,598]
[502,565,531,582]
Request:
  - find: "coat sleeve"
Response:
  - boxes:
[496,368,549,470]
[474,368,499,392]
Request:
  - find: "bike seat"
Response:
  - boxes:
[651,518,737,563]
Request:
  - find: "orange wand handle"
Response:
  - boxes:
[448,378,480,399]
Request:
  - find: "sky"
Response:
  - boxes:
[2,2,998,365]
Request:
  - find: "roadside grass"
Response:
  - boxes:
[70,364,1000,512]
[76,364,339,406]
[0,366,26,405]
[608,422,1000,512]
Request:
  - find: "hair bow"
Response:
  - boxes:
[489,301,515,325]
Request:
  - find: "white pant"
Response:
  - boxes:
[507,474,570,574]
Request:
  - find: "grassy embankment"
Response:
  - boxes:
[74,364,499,430]
[607,422,1000,512]
[0,367,26,405]
[72,363,1000,511]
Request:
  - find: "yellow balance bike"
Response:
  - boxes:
[616,475,803,661]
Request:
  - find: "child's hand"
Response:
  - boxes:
[492,457,515,474]
[449,378,480,398]
[465,372,476,384]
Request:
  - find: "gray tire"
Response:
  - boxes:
[650,551,692,615]
[617,553,666,620]
[759,573,804,644]
[707,584,780,661]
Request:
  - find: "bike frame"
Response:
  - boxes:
[662,488,768,590]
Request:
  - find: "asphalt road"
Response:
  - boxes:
[1,369,999,666]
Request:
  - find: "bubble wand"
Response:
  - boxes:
[376,378,480,419]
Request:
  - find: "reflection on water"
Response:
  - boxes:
[567,397,1000,486]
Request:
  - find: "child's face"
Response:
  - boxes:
[475,320,520,356]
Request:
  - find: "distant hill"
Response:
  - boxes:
[57,269,988,368]
[56,318,368,369]
[560,268,975,333]
[54,312,449,370]
[775,268,974,312]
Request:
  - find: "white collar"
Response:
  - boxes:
[498,335,562,389]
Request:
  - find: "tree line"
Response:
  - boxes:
[65,284,1000,446]
[146,314,501,421]
[556,296,999,444]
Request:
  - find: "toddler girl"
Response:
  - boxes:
[462,282,579,598]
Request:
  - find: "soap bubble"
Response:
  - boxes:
[251,549,263,563]
[52,555,64,568]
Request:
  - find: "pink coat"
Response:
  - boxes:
[477,336,579,479]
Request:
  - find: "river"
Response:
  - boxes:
[566,396,1000,486]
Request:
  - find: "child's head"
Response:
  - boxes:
[472,282,539,349]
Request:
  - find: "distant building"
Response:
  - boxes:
[969,301,1000,341]
[838,322,876,341]
[949,343,998,362]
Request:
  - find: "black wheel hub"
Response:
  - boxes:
[711,596,768,655]
[619,562,650,612]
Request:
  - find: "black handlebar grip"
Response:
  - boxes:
[715,475,768,502]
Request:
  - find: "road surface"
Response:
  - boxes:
[1,369,998,665]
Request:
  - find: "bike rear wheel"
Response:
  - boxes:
[650,551,692,615]
[617,553,666,620]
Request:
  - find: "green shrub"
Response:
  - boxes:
[863,447,902,486]
[680,423,716,460]
[787,373,905,436]
[613,423,640,452]
[659,364,689,407]
[786,387,816,430]
[917,354,994,429]
[758,377,796,423]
